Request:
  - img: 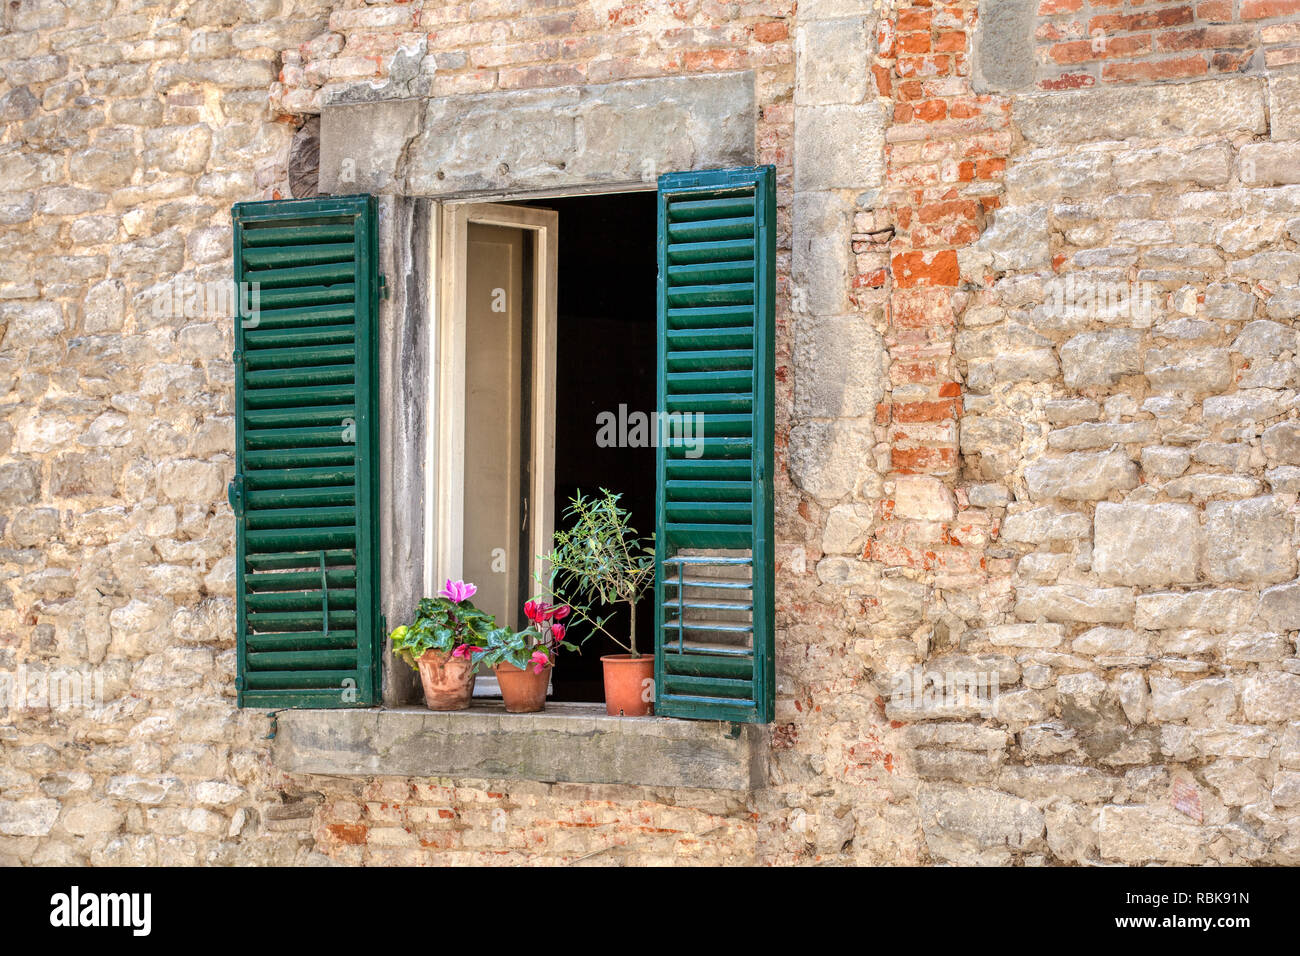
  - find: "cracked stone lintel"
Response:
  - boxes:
[317,70,756,198]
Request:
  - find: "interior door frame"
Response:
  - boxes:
[426,201,559,608]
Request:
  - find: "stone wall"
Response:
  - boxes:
[1,0,1298,865]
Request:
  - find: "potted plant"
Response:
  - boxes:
[544,489,656,716]
[388,579,494,711]
[479,601,577,713]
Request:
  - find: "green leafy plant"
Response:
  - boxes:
[388,579,498,671]
[541,489,655,658]
[479,600,577,672]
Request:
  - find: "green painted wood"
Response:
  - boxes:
[666,238,755,264]
[243,342,356,370]
[242,670,360,690]
[665,369,753,393]
[255,283,357,310]
[245,630,358,652]
[246,649,360,671]
[244,324,355,350]
[245,568,357,591]
[243,466,355,490]
[655,696,759,723]
[248,304,355,331]
[663,674,754,699]
[243,363,355,390]
[245,585,357,611]
[244,549,356,571]
[244,404,358,429]
[240,689,372,707]
[663,393,753,415]
[241,242,355,268]
[232,194,380,709]
[245,446,357,469]
[665,349,754,371]
[245,485,356,509]
[654,166,776,725]
[241,223,356,246]
[242,383,355,409]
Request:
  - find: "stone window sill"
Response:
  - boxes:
[271,703,768,792]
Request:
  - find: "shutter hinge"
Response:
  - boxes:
[227,474,245,518]
[378,273,389,300]
[265,710,279,740]
[232,348,243,369]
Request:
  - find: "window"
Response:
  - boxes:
[230,167,776,724]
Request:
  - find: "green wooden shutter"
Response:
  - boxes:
[230,195,381,708]
[654,166,776,724]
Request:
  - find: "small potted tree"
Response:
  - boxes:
[544,490,656,716]
[479,600,577,713]
[388,579,494,711]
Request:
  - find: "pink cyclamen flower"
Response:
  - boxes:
[524,600,542,624]
[549,623,566,643]
[440,579,477,603]
[529,650,550,674]
[551,605,571,621]
[451,643,476,660]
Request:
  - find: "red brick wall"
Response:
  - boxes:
[855,0,1009,589]
[274,1,795,118]
[1036,0,1300,88]
[303,777,756,865]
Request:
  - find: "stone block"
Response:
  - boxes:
[1093,502,1203,586]
[403,73,755,195]
[1014,77,1267,145]
[1205,496,1295,585]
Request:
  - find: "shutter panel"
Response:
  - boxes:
[654,167,776,724]
[230,195,381,708]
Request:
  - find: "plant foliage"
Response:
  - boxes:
[541,489,655,657]
[388,580,498,671]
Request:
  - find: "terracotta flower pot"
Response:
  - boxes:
[417,649,477,711]
[601,654,654,717]
[494,662,551,713]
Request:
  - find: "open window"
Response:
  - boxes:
[232,166,776,724]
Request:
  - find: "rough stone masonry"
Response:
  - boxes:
[1,0,1299,865]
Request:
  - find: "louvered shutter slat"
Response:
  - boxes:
[231,195,381,709]
[654,166,776,725]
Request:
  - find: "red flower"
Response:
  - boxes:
[551,605,571,621]
[529,650,550,674]
[549,623,565,642]
[524,600,553,624]
[451,643,476,660]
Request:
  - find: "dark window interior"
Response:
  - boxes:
[518,191,657,702]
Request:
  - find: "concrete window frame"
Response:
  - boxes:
[312,73,769,786]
